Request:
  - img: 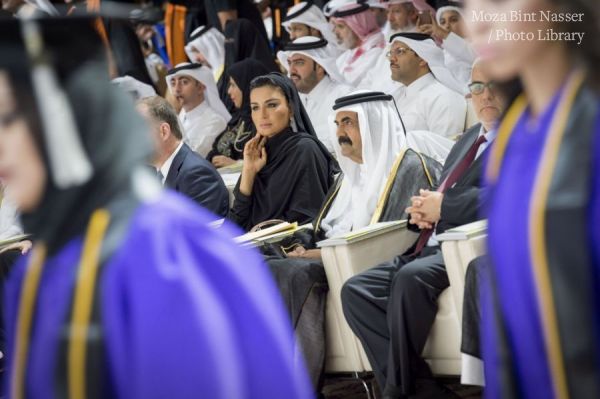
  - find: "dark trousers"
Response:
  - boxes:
[461,255,489,358]
[341,246,449,397]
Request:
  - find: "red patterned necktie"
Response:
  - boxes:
[412,134,487,255]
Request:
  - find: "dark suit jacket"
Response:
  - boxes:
[434,123,490,234]
[165,143,229,217]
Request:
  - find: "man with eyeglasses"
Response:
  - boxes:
[387,32,467,138]
[341,59,504,399]
[277,36,352,152]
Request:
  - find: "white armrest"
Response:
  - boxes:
[321,226,418,372]
[438,220,488,324]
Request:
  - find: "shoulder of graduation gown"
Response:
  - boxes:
[4,192,313,399]
[482,82,600,399]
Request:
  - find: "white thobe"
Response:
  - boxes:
[394,73,467,138]
[442,32,477,90]
[179,102,227,158]
[335,32,385,88]
[299,76,352,153]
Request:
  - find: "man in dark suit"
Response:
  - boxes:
[137,95,229,218]
[341,61,505,398]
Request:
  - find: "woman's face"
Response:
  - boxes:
[250,85,292,138]
[227,77,243,109]
[465,0,557,81]
[0,71,47,212]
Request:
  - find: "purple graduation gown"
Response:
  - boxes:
[482,78,600,398]
[4,192,314,398]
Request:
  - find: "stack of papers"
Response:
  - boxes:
[218,161,243,174]
[235,222,313,246]
[316,220,407,248]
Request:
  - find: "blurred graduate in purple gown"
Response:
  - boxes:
[465,0,600,397]
[0,16,312,399]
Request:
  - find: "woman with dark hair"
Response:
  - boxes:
[465,0,600,396]
[229,73,338,231]
[0,18,312,398]
[206,58,269,168]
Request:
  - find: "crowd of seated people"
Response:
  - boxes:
[1,0,599,398]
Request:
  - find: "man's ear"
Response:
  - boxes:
[159,122,171,140]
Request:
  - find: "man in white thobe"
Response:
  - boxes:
[330,2,385,87]
[388,32,467,138]
[281,1,343,56]
[166,63,230,158]
[277,36,352,152]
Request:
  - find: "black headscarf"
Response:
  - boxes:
[217,18,278,110]
[1,18,154,255]
[223,18,278,72]
[229,73,339,230]
[227,58,270,130]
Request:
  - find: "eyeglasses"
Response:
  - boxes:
[468,81,496,95]
[385,47,413,59]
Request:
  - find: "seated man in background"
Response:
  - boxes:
[184,26,226,81]
[386,0,419,38]
[166,62,231,157]
[330,2,385,87]
[417,0,477,88]
[277,36,352,152]
[138,95,229,218]
[341,59,504,399]
[281,1,341,54]
[388,32,467,137]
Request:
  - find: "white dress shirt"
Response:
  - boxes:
[394,73,467,138]
[336,32,385,88]
[179,101,227,158]
[158,141,184,185]
[299,76,352,152]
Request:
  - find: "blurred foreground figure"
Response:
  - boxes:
[466,0,600,397]
[0,17,312,399]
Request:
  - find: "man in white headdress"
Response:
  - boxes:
[357,0,432,95]
[281,1,342,55]
[366,0,388,29]
[388,32,467,138]
[166,63,231,158]
[385,0,419,38]
[416,0,476,87]
[288,91,422,258]
[2,0,57,17]
[184,25,226,82]
[330,1,385,87]
[277,36,352,152]
[112,75,157,101]
[291,91,450,255]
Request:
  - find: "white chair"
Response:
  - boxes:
[320,223,463,396]
[437,220,488,386]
